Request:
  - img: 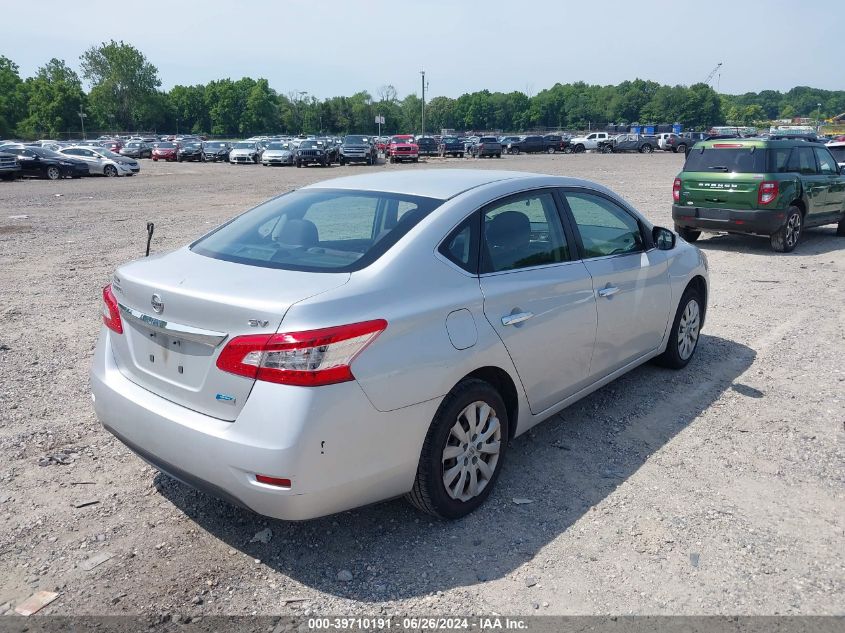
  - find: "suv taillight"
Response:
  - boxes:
[758,181,779,206]
[216,319,387,387]
[102,285,123,334]
[672,178,682,202]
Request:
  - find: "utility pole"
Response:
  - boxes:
[78,106,87,140]
[420,70,426,137]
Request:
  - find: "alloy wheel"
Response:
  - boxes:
[785,212,801,248]
[441,401,501,502]
[677,299,700,361]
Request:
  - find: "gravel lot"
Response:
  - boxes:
[0,153,843,618]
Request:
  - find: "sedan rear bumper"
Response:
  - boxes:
[672,204,786,235]
[90,330,434,520]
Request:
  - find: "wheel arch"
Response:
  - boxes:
[685,274,708,328]
[455,366,519,440]
[790,197,807,217]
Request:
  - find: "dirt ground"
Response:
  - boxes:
[0,152,843,618]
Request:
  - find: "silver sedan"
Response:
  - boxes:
[91,170,709,520]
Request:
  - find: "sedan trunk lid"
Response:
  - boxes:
[109,247,349,421]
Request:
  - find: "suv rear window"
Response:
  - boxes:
[191,189,443,272]
[683,147,768,173]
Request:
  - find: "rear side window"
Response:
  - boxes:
[481,192,569,273]
[787,147,817,175]
[192,189,442,272]
[684,147,767,173]
[439,215,479,273]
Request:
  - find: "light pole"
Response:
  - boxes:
[816,102,822,133]
[420,70,426,137]
[78,107,87,140]
[298,91,308,134]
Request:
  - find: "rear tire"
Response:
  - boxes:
[770,206,802,252]
[406,379,509,519]
[640,144,654,154]
[547,146,556,154]
[512,147,520,155]
[676,144,687,153]
[46,166,61,180]
[655,286,703,369]
[675,225,701,243]
[574,144,585,153]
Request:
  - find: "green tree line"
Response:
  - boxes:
[2,41,844,139]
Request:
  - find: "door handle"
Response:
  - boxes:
[501,311,534,326]
[598,286,620,298]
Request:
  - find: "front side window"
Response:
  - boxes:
[564,191,644,259]
[481,191,569,273]
[191,189,442,272]
[814,147,838,174]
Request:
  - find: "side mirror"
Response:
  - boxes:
[653,226,676,250]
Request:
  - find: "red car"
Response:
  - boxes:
[103,140,123,153]
[152,141,180,162]
[386,135,419,163]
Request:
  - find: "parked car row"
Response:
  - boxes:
[0,144,140,180]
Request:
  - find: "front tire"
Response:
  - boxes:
[104,165,118,177]
[655,286,702,369]
[837,216,845,237]
[676,144,687,153]
[770,206,802,252]
[407,379,509,519]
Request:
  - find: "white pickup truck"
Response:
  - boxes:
[568,132,610,153]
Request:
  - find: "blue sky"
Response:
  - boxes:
[3,0,840,98]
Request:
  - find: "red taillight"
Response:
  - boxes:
[102,285,123,334]
[758,181,779,206]
[672,177,682,202]
[255,475,291,488]
[216,319,387,387]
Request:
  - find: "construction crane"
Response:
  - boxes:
[703,62,723,87]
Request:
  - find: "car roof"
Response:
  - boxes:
[302,169,595,200]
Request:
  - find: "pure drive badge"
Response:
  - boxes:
[216,393,236,404]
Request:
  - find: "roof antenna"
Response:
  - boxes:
[145,222,154,257]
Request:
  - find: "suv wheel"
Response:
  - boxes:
[574,144,585,153]
[770,206,802,252]
[406,379,509,519]
[675,225,701,243]
[675,144,687,153]
[547,146,556,154]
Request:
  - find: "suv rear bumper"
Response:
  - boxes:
[672,204,787,235]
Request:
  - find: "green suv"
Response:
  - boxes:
[672,139,845,252]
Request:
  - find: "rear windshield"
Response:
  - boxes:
[191,189,443,272]
[157,142,175,148]
[683,147,768,173]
